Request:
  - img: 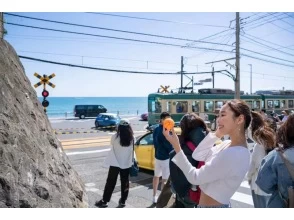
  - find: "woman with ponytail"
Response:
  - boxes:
[247,111,276,208]
[163,99,255,208]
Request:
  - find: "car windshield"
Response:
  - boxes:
[109,115,119,119]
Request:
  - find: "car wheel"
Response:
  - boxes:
[95,121,99,128]
[80,114,85,119]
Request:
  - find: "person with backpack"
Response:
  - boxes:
[246,111,276,208]
[169,113,208,208]
[256,114,294,208]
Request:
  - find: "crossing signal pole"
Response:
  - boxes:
[34,73,56,113]
[235,12,241,99]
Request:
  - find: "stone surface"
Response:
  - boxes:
[0,39,88,208]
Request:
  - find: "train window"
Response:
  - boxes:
[176,101,188,113]
[204,101,213,112]
[253,101,261,109]
[274,100,280,108]
[246,101,252,109]
[150,100,161,113]
[215,101,224,109]
[192,101,200,112]
[281,100,286,108]
[166,101,172,113]
[267,100,273,109]
[289,100,294,108]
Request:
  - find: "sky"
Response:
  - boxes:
[2,1,294,97]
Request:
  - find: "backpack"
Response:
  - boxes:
[279,151,294,208]
[169,141,205,208]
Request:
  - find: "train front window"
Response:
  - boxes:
[289,100,294,108]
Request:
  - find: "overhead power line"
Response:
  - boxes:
[6,22,294,68]
[4,13,233,47]
[241,34,294,57]
[87,12,229,28]
[5,22,236,54]
[19,55,180,74]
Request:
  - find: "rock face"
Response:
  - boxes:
[0,39,88,208]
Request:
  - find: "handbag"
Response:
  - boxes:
[278,150,294,208]
[130,140,139,177]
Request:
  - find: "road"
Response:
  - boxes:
[52,116,254,208]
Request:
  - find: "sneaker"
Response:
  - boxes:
[118,198,126,208]
[95,199,108,208]
[152,195,158,204]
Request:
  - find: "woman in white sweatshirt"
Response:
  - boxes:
[163,99,268,208]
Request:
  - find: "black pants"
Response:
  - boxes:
[102,166,130,203]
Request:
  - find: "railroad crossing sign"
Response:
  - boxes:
[34,73,56,88]
[160,85,170,93]
[34,72,56,113]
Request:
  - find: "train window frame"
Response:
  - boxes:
[175,101,188,113]
[289,100,294,108]
[166,101,172,113]
[267,100,273,109]
[192,100,200,113]
[274,100,280,109]
[204,101,214,112]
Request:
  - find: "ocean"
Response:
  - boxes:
[38,97,148,118]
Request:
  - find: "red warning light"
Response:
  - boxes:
[42,89,49,98]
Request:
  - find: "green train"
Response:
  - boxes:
[147,88,294,126]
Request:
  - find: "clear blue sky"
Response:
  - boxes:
[3,1,294,97]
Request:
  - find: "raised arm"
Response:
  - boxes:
[192,132,220,162]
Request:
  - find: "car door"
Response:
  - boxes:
[135,132,154,170]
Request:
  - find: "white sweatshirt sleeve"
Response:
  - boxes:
[172,148,235,185]
[247,143,265,180]
[192,132,220,162]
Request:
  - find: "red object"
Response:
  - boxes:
[42,89,49,98]
[186,141,205,204]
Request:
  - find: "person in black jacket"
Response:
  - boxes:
[169,113,209,207]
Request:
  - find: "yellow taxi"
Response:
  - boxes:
[134,126,181,171]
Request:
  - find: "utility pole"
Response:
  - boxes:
[212,66,215,88]
[248,64,252,94]
[235,12,241,99]
[0,12,4,39]
[181,56,184,93]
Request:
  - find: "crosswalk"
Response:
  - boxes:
[231,181,254,207]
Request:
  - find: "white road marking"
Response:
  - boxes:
[231,191,254,205]
[66,149,110,156]
[240,181,250,189]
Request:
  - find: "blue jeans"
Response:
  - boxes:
[251,190,270,208]
[197,204,230,208]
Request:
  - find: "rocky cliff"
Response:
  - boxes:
[0,39,88,208]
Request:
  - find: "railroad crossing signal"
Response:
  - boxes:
[34,73,56,88]
[34,73,56,113]
[160,85,170,93]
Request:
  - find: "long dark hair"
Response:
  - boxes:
[226,99,276,151]
[277,114,294,149]
[180,113,209,142]
[116,125,134,147]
